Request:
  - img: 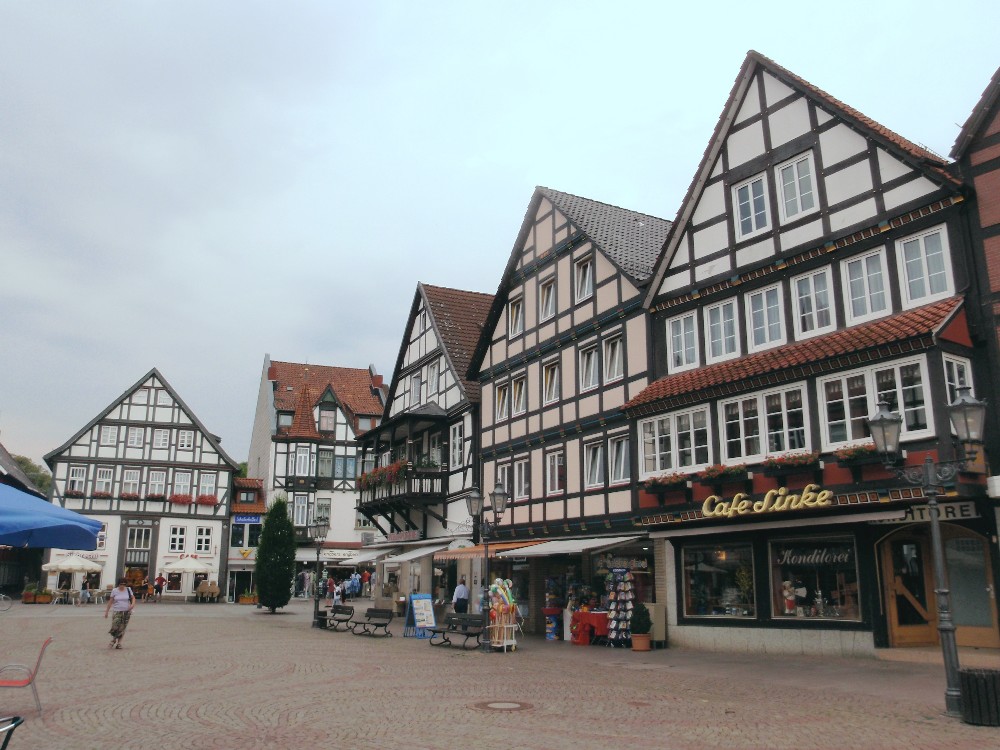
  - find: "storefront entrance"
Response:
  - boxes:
[880,525,999,648]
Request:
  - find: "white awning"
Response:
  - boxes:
[340,548,400,565]
[647,510,906,539]
[496,536,641,558]
[383,544,451,564]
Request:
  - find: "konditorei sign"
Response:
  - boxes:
[702,484,833,520]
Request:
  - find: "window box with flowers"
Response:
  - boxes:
[93,491,112,499]
[170,494,194,505]
[759,451,822,478]
[196,494,219,506]
[697,464,751,491]
[64,489,85,498]
[358,460,408,492]
[833,442,882,465]
[119,492,141,501]
[145,493,166,501]
[642,472,692,506]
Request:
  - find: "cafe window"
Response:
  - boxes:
[682,543,755,618]
[769,537,861,621]
[169,526,186,552]
[639,407,710,477]
[196,527,212,553]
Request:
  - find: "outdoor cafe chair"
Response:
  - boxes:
[0,637,53,714]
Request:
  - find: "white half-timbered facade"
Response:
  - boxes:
[44,368,239,598]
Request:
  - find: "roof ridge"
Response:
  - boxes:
[537,185,671,221]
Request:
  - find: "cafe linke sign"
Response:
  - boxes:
[640,483,839,529]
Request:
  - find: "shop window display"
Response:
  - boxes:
[769,537,860,620]
[682,544,755,617]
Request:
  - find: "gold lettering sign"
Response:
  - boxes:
[702,484,833,520]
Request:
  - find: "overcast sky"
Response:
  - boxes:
[2,1,998,469]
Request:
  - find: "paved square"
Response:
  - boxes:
[1,597,996,749]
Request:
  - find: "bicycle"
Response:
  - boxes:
[0,593,12,612]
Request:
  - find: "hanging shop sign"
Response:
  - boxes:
[703,484,833,520]
[387,530,423,543]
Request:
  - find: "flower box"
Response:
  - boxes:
[93,491,112,499]
[119,493,140,501]
[697,464,751,491]
[64,489,85,498]
[642,472,691,491]
[833,443,881,465]
[145,494,166,501]
[359,459,408,490]
[170,494,194,505]
[759,452,822,477]
[195,494,218,506]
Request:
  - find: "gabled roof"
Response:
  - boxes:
[421,284,494,403]
[951,65,1000,159]
[0,440,46,497]
[624,297,964,415]
[43,368,238,469]
[644,50,960,308]
[268,361,384,437]
[468,186,671,378]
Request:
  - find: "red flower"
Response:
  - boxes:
[170,494,193,505]
[195,494,218,506]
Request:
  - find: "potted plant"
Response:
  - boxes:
[630,602,652,652]
[760,451,821,477]
[34,588,54,604]
[21,582,37,604]
[238,589,257,604]
[642,471,690,491]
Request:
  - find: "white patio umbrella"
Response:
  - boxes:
[42,554,103,573]
[161,558,213,574]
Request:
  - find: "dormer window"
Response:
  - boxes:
[277,412,293,428]
[319,409,336,432]
[733,173,769,239]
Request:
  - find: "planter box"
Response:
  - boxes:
[22,592,35,604]
[34,594,53,604]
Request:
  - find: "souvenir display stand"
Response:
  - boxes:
[605,569,634,647]
[488,578,518,652]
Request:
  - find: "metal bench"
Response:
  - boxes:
[349,607,393,637]
[427,613,485,650]
[317,604,355,631]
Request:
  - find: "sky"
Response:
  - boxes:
[2,1,998,470]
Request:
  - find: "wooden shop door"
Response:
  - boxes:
[882,534,936,646]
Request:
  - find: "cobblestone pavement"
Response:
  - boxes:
[2,597,998,749]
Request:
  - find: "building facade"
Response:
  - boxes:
[44,368,238,597]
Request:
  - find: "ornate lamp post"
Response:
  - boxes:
[309,514,330,628]
[867,385,986,717]
[465,482,510,652]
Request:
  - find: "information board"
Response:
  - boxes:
[403,593,435,638]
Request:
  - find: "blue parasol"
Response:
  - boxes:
[0,483,102,549]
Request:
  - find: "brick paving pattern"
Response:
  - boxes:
[1,598,997,749]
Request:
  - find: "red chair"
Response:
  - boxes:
[0,637,53,714]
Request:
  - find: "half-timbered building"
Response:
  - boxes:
[468,187,671,631]
[356,283,493,606]
[624,51,999,655]
[44,368,239,598]
[246,356,385,577]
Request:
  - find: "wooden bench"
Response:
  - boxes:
[316,604,354,631]
[348,607,393,637]
[427,613,485,650]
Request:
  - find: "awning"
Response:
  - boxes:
[340,548,400,566]
[434,541,543,560]
[647,510,906,539]
[496,536,641,558]
[294,548,362,563]
[383,544,451,564]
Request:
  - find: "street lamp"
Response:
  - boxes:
[867,385,986,717]
[309,513,330,628]
[466,482,510,652]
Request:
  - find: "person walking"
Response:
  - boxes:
[154,572,166,602]
[104,578,136,649]
[452,577,470,614]
[78,578,92,606]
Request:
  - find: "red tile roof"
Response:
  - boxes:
[287,385,321,439]
[624,297,963,414]
[421,283,493,401]
[233,478,264,489]
[269,361,384,435]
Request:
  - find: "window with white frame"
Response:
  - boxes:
[843,249,889,324]
[721,386,807,462]
[575,257,594,302]
[100,425,117,446]
[429,434,440,465]
[639,407,711,476]
[199,473,216,497]
[495,383,510,421]
[508,297,524,337]
[95,467,113,494]
[584,443,604,488]
[334,457,346,479]
[318,450,333,478]
[580,345,599,391]
[943,356,973,403]
[543,361,560,404]
[450,423,464,467]
[295,446,310,476]
[196,527,212,553]
[148,470,166,496]
[776,152,817,223]
[96,523,107,550]
[127,427,143,448]
[604,335,624,383]
[178,430,194,450]
[427,362,439,396]
[667,312,698,371]
[733,173,770,238]
[356,512,374,528]
[410,373,422,405]
[169,525,186,552]
[898,225,953,306]
[277,412,292,428]
[514,458,530,499]
[609,435,630,484]
[539,278,556,321]
[820,358,930,447]
[546,451,565,495]
[127,527,151,550]
[293,494,308,526]
[511,376,527,416]
[122,469,140,495]
[496,464,510,494]
[746,284,785,351]
[706,299,739,362]
[153,429,169,449]
[319,409,336,431]
[67,466,86,493]
[174,471,191,496]
[156,389,171,406]
[792,267,835,338]
[134,388,149,404]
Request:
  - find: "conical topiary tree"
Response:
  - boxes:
[255,495,296,613]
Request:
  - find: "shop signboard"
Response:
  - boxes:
[403,593,435,638]
[702,484,833,520]
[234,514,261,524]
[869,501,978,524]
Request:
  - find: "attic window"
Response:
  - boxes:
[277,412,293,428]
[286,386,294,392]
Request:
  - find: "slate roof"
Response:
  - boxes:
[951,64,1000,159]
[624,297,963,414]
[0,440,45,497]
[421,283,494,402]
[538,187,672,284]
[269,361,384,436]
